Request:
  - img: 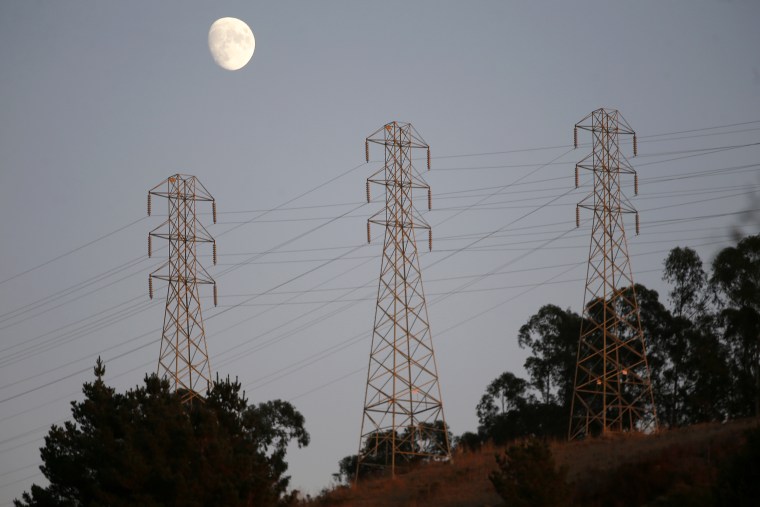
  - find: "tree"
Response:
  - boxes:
[336,429,405,483]
[489,437,569,507]
[334,454,359,484]
[15,362,309,507]
[711,234,760,417]
[517,304,581,408]
[335,420,451,484]
[412,420,452,456]
[663,246,710,320]
[476,306,581,443]
[453,431,481,452]
[622,283,680,428]
[679,326,731,423]
[476,371,529,444]
[659,247,730,426]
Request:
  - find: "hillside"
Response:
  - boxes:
[310,418,759,507]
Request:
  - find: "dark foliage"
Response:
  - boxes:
[15,361,309,507]
[335,420,451,483]
[714,425,760,506]
[711,235,760,417]
[576,447,715,507]
[517,304,581,409]
[453,431,481,452]
[476,371,529,443]
[476,306,579,443]
[489,437,569,507]
[654,246,731,427]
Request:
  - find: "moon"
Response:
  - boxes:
[208,17,255,71]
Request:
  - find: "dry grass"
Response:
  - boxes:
[309,417,759,507]
[554,417,758,481]
[311,444,504,507]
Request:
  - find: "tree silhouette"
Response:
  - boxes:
[517,304,580,408]
[15,364,309,507]
[712,235,760,417]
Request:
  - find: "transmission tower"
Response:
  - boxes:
[147,174,218,404]
[569,108,657,440]
[356,121,450,479]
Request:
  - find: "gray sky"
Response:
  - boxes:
[1,0,759,502]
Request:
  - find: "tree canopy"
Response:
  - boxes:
[472,306,580,444]
[711,235,760,417]
[16,360,309,507]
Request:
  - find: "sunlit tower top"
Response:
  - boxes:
[365,121,433,251]
[147,174,217,404]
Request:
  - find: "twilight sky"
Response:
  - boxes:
[1,0,759,503]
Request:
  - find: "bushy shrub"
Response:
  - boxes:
[489,437,569,507]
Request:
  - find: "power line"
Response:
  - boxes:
[0,125,756,421]
[639,119,760,139]
[0,145,576,406]
[2,120,755,291]
[1,185,752,395]
[278,233,733,406]
[0,175,748,378]
[0,217,147,287]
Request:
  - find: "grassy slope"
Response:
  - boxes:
[311,417,759,507]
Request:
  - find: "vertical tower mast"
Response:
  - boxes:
[357,122,450,479]
[147,174,218,404]
[569,109,657,440]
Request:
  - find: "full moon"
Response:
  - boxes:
[208,17,255,71]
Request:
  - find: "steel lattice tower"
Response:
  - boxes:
[147,174,218,404]
[569,108,657,440]
[356,121,450,479]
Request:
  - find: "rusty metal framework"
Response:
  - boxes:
[147,174,217,404]
[569,108,657,440]
[357,122,450,479]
